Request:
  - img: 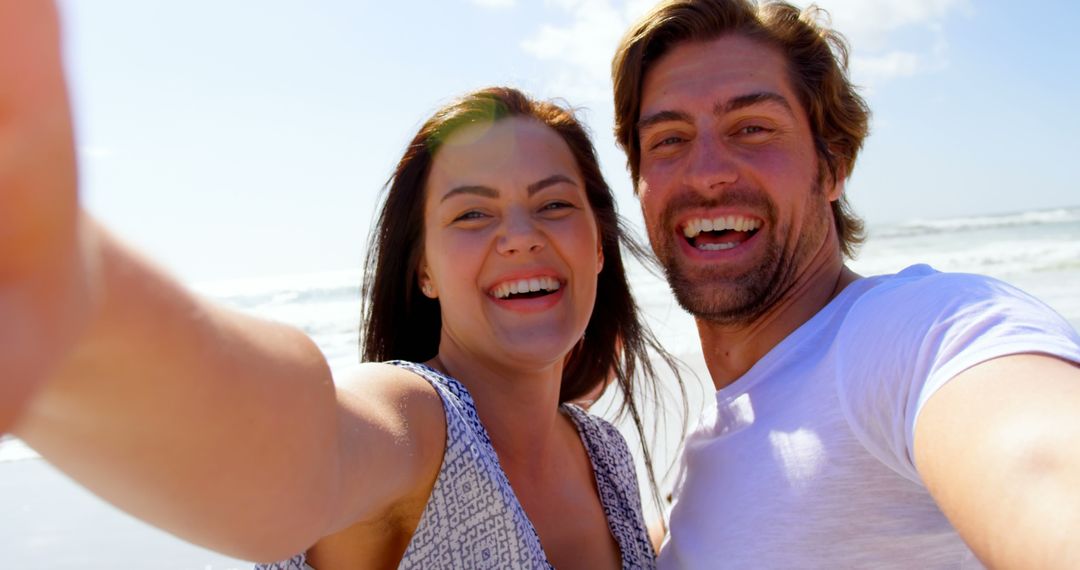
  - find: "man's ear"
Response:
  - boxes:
[828,175,845,202]
[826,162,847,202]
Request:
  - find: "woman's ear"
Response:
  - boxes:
[596,232,605,274]
[417,259,438,299]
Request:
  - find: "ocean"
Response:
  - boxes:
[2,205,1078,568]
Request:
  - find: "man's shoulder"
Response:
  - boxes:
[833,263,1078,395]
[851,264,1036,318]
[864,263,1005,293]
[830,263,1074,367]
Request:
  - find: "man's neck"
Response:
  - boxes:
[696,254,859,391]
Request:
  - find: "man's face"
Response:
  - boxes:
[636,34,841,324]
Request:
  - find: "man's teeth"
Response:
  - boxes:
[698,242,738,251]
[682,215,761,238]
[492,277,561,299]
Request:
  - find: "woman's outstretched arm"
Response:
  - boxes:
[15,233,446,562]
[2,1,445,562]
[15,229,344,560]
[0,0,93,434]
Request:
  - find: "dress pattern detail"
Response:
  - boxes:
[255,360,655,569]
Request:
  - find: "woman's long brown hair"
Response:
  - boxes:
[360,86,684,515]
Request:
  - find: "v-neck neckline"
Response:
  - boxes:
[411,361,626,569]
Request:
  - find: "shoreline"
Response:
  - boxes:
[0,459,251,569]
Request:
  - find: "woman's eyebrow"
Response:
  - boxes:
[441,185,498,202]
[441,174,575,203]
[528,174,576,196]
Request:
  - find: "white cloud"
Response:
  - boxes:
[519,0,971,99]
[520,0,654,105]
[814,0,970,50]
[468,0,517,8]
[852,51,921,84]
[850,24,951,90]
[812,0,969,86]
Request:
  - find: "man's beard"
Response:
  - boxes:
[651,180,831,326]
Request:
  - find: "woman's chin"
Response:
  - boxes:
[489,334,581,369]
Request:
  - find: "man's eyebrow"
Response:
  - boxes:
[637,110,693,133]
[441,185,498,202]
[636,92,794,133]
[527,174,576,196]
[717,92,794,116]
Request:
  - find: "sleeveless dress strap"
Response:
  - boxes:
[255,361,655,569]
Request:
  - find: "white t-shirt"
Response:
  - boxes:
[658,265,1080,569]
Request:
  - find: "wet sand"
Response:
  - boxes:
[0,458,251,569]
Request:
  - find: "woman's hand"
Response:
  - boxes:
[0,0,98,432]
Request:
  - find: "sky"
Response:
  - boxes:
[57,0,1080,282]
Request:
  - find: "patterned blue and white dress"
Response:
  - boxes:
[257,360,656,570]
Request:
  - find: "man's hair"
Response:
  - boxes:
[612,0,870,257]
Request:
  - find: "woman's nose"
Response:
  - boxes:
[495,209,544,255]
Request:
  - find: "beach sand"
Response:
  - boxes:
[0,459,251,569]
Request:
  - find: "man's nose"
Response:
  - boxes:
[685,134,738,192]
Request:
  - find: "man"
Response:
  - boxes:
[611,1,1080,567]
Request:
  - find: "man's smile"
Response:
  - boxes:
[680,214,762,252]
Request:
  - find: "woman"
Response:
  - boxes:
[2,4,677,566]
[257,88,675,568]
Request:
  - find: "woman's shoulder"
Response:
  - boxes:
[334,361,443,406]
[562,402,621,433]
[332,361,448,483]
[305,362,448,561]
[561,404,656,565]
[561,404,634,460]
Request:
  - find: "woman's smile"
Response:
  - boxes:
[421,116,602,362]
[487,272,567,314]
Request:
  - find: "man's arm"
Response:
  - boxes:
[915,353,1080,568]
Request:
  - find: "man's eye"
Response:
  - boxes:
[738,125,769,135]
[651,136,685,149]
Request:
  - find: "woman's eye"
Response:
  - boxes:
[453,210,488,222]
[541,201,573,212]
[539,201,581,217]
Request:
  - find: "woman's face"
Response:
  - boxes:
[420,117,603,370]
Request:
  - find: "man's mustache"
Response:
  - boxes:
[660,187,777,231]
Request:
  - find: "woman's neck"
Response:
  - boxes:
[428,342,569,471]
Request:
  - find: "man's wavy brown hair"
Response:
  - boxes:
[613,0,871,257]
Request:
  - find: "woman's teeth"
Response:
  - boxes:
[492,277,561,299]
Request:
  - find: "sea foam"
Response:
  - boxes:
[3,205,1077,464]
